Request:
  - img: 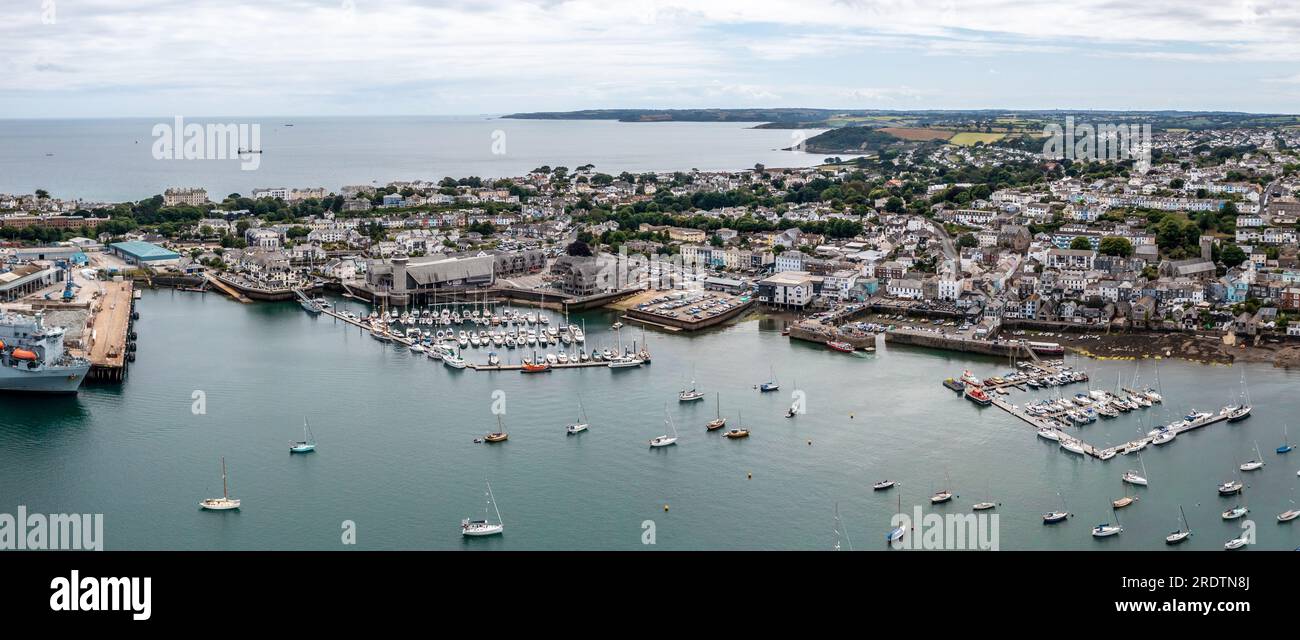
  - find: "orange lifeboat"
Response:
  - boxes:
[0,338,5,350]
[11,349,38,361]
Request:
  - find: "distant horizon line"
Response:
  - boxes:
[2,107,1297,121]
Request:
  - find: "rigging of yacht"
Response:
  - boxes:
[649,406,679,448]
[484,415,508,443]
[705,393,727,431]
[1277,424,1293,455]
[461,482,504,537]
[1165,505,1192,545]
[1240,441,1266,471]
[199,457,241,510]
[566,395,590,435]
[289,418,317,453]
[758,366,779,392]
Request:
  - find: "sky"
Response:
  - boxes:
[3,0,1300,117]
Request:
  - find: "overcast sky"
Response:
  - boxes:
[3,0,1300,118]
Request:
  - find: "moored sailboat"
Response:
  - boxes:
[199,457,241,510]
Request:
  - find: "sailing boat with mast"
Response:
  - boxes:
[930,470,953,504]
[1277,424,1293,455]
[972,478,997,511]
[199,457,241,510]
[566,395,589,435]
[678,364,704,402]
[724,410,750,439]
[886,490,906,545]
[1091,502,1123,537]
[649,405,679,447]
[706,393,727,431]
[1122,454,1148,486]
[1240,441,1266,471]
[1043,490,1070,524]
[759,366,779,392]
[461,481,504,537]
[289,418,317,453]
[1226,369,1252,422]
[1165,505,1192,544]
[484,415,508,443]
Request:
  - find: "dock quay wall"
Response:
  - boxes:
[788,323,877,349]
[624,297,755,332]
[884,329,1033,358]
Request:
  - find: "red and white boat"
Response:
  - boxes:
[826,340,855,353]
[965,387,992,406]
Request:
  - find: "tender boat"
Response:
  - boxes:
[199,457,241,511]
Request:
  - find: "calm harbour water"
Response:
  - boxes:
[0,116,828,202]
[2,290,1298,550]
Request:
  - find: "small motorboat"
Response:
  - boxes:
[872,480,896,491]
[825,340,855,353]
[1277,509,1300,522]
[1217,480,1244,495]
[521,361,551,374]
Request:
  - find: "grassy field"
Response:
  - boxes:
[881,127,954,141]
[949,132,1006,145]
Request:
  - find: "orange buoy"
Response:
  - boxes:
[11,349,37,361]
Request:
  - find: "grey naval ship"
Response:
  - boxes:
[0,312,90,393]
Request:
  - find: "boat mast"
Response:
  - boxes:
[486,482,503,526]
[221,457,228,499]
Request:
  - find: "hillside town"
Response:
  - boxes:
[7,124,1300,361]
